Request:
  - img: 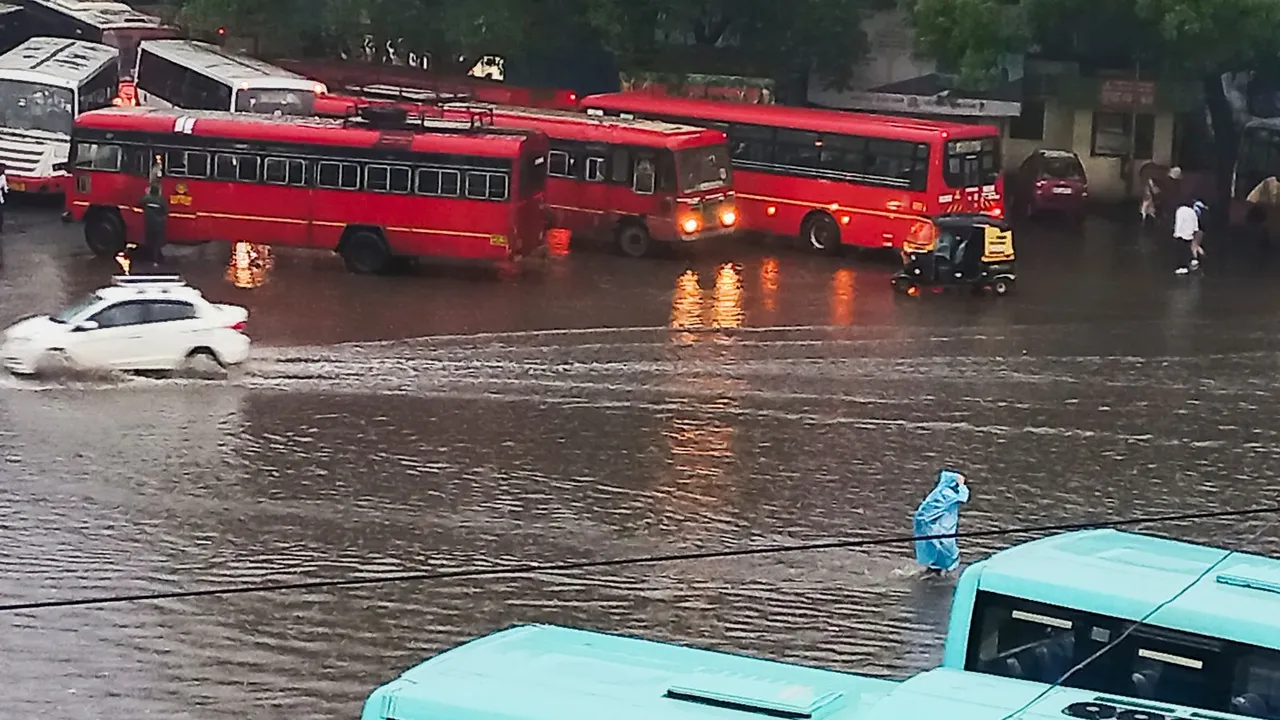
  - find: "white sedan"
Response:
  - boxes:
[1,275,250,376]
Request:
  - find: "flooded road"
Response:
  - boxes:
[3,205,1280,718]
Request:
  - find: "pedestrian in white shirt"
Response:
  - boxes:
[0,162,9,233]
[1173,199,1207,275]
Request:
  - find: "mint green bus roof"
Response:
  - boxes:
[361,624,898,720]
[965,528,1280,649]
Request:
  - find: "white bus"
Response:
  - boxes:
[17,0,178,80]
[135,39,326,116]
[0,36,116,193]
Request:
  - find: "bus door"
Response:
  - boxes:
[578,144,612,232]
[159,148,203,242]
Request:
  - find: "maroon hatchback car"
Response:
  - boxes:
[1013,149,1088,220]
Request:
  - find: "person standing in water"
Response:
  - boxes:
[139,166,168,266]
[913,468,970,573]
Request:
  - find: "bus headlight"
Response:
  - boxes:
[719,208,737,227]
[681,217,700,234]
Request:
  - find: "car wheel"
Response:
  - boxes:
[179,347,226,378]
[37,349,75,375]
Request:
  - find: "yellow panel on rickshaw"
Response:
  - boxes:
[981,225,1015,263]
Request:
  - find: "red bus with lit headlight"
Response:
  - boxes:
[580,93,1003,253]
[318,96,738,258]
[135,39,328,116]
[66,106,549,274]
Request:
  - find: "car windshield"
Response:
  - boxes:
[234,88,315,116]
[50,292,103,324]
[0,80,75,134]
[1042,156,1084,179]
[676,145,731,193]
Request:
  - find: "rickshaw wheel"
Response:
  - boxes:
[993,279,1012,296]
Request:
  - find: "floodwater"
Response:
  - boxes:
[3,204,1280,718]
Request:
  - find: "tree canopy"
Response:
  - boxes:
[165,0,889,92]
[909,0,1280,84]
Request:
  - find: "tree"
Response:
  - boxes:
[581,0,891,99]
[909,0,1280,195]
[168,0,891,98]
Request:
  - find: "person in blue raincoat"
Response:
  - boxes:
[913,468,970,572]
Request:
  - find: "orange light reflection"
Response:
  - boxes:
[830,268,854,326]
[225,241,274,289]
[546,228,571,257]
[670,269,702,333]
[711,263,743,329]
[759,257,778,313]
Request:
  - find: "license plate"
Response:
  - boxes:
[1052,187,1073,194]
[10,182,24,192]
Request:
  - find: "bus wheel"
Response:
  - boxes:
[340,229,391,274]
[616,224,652,259]
[84,210,126,258]
[801,212,841,254]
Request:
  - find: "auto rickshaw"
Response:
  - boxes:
[890,213,1016,296]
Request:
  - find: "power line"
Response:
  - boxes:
[1000,508,1280,719]
[2,504,1278,614]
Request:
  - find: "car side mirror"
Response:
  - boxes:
[74,320,99,332]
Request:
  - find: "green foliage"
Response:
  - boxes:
[167,0,889,87]
[909,0,1280,83]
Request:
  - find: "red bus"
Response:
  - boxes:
[579,93,1004,253]
[316,95,738,257]
[66,106,549,274]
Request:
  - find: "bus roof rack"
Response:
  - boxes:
[111,274,186,286]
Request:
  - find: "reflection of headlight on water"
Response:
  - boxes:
[226,241,274,289]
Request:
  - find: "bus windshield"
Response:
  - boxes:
[1234,125,1280,198]
[105,28,181,80]
[235,88,315,116]
[967,590,1280,717]
[0,80,74,134]
[944,137,1000,188]
[676,145,731,193]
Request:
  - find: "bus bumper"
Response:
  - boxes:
[8,173,70,195]
[677,225,739,243]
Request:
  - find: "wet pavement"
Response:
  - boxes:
[3,203,1280,718]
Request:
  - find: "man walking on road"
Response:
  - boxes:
[1173,199,1207,275]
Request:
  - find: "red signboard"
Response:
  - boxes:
[1100,80,1156,108]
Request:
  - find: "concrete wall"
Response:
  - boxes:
[1000,103,1177,202]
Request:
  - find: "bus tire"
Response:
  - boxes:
[616,223,652,259]
[339,228,391,274]
[801,212,841,254]
[84,208,126,258]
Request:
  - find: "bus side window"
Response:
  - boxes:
[213,154,237,181]
[186,151,210,178]
[166,149,188,177]
[634,155,655,194]
[123,146,148,177]
[585,156,606,183]
[656,151,676,192]
[548,149,573,178]
[729,123,775,163]
[610,147,630,184]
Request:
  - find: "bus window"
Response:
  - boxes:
[0,80,74,134]
[944,137,1001,188]
[235,88,314,116]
